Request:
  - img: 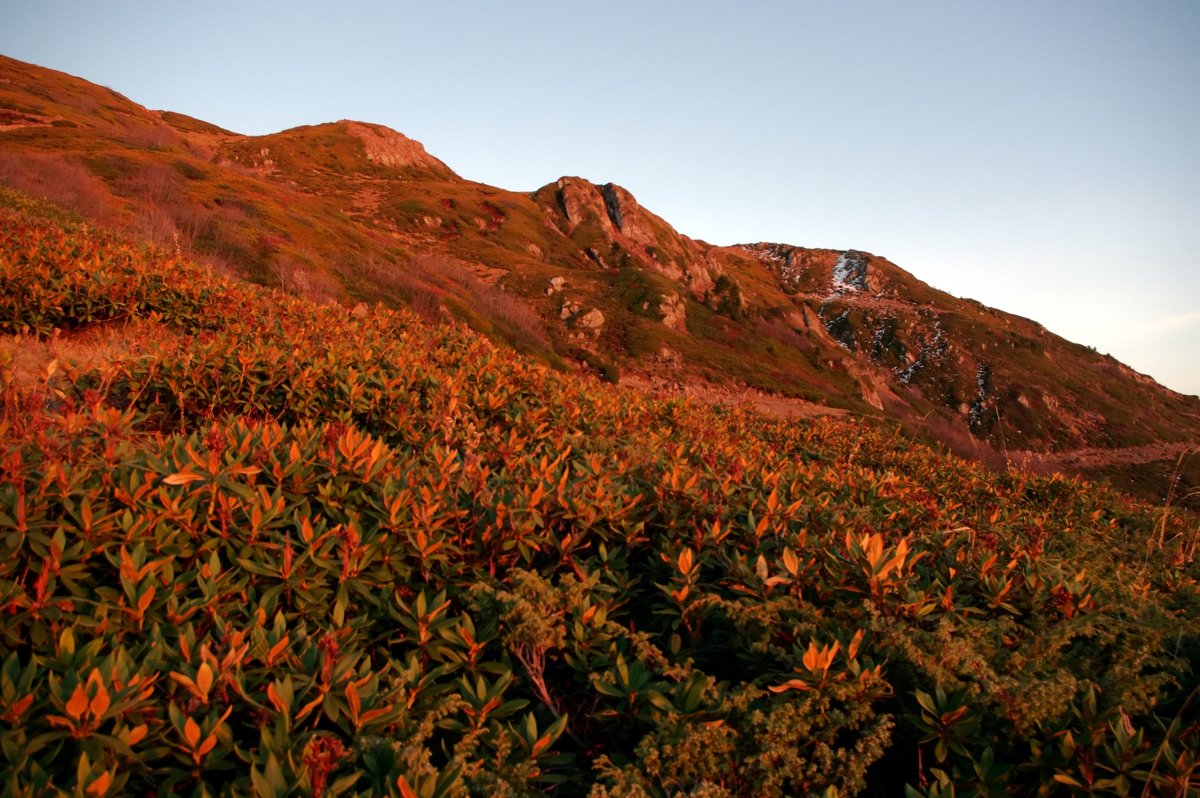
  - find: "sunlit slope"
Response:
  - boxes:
[1,197,1197,796]
[2,52,1199,494]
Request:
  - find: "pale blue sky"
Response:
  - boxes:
[5,1,1199,394]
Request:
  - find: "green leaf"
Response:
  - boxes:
[644,689,675,713]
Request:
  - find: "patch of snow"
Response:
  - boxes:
[969,362,991,428]
[894,321,945,385]
[744,243,805,292]
[832,250,869,293]
[824,309,855,351]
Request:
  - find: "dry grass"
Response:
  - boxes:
[0,318,166,391]
[0,150,116,221]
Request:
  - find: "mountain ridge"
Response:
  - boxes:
[1,52,1197,505]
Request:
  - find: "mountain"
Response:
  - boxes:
[1,54,1199,796]
[2,53,1197,504]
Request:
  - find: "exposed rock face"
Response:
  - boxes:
[659,293,687,331]
[554,177,616,236]
[599,183,656,247]
[536,177,728,302]
[340,121,454,174]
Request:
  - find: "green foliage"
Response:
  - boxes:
[709,275,745,321]
[0,208,1197,796]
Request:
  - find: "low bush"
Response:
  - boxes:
[0,206,1196,796]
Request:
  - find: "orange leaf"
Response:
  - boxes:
[89,681,111,718]
[359,707,389,725]
[198,734,218,756]
[864,534,884,569]
[195,662,214,700]
[396,775,418,798]
[802,642,820,673]
[267,635,289,664]
[169,671,198,697]
[126,724,148,745]
[266,683,288,715]
[532,734,553,757]
[941,706,969,725]
[162,470,204,485]
[9,693,33,721]
[768,679,812,693]
[781,547,800,577]
[295,693,325,722]
[183,716,201,748]
[85,771,112,797]
[677,548,694,575]
[137,586,156,614]
[848,629,865,660]
[119,547,137,582]
[66,683,89,720]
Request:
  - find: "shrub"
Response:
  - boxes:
[0,206,1196,796]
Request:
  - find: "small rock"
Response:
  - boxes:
[578,308,605,332]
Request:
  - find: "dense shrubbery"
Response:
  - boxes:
[1,206,1197,796]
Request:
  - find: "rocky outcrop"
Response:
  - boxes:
[599,183,656,247]
[578,308,605,332]
[560,300,605,334]
[553,177,616,236]
[536,178,728,303]
[340,121,455,175]
[659,293,687,331]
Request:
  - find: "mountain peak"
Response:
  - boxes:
[332,120,453,175]
[216,120,456,180]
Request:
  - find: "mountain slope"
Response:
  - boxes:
[2,53,1197,492]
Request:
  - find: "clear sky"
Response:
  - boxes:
[5,1,1199,395]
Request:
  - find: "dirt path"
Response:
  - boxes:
[620,375,847,420]
[623,373,1196,474]
[1009,441,1198,473]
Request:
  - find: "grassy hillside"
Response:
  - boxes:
[1,194,1197,796]
[4,52,1199,484]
